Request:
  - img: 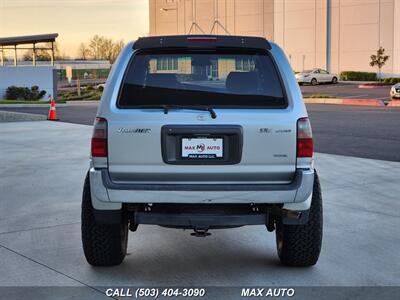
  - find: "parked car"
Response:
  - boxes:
[94,83,105,91]
[390,83,400,99]
[296,68,338,85]
[81,35,323,267]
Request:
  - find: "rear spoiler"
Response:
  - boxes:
[133,35,272,51]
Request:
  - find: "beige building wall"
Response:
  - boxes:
[330,0,399,76]
[394,0,400,76]
[273,0,327,72]
[149,0,274,39]
[149,0,400,76]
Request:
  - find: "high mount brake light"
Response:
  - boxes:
[297,117,313,158]
[91,117,108,157]
[187,37,217,43]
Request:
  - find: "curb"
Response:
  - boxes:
[342,99,385,106]
[303,98,344,105]
[304,98,386,107]
[0,103,67,108]
[0,110,47,122]
[65,100,100,105]
[358,84,391,89]
[339,81,376,85]
[387,100,400,107]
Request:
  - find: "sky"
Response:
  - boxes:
[0,0,149,58]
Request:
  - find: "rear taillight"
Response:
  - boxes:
[91,117,107,157]
[297,117,313,158]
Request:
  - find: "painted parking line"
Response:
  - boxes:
[341,94,369,98]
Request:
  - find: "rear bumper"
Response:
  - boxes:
[93,207,309,227]
[296,77,311,83]
[135,210,268,228]
[89,167,314,207]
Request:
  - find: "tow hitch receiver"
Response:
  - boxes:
[191,227,211,237]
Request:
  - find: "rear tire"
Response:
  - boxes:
[81,172,128,266]
[331,77,338,84]
[311,78,318,86]
[275,172,322,267]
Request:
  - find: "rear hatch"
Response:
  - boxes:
[107,41,297,184]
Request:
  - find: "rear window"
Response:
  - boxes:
[118,50,286,108]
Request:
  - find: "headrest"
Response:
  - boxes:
[145,73,178,88]
[226,72,259,94]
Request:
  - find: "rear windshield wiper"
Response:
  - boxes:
[135,105,217,119]
[165,105,217,119]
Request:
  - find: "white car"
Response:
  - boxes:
[390,83,400,99]
[296,68,338,85]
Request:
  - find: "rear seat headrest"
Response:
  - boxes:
[226,72,259,94]
[145,73,178,88]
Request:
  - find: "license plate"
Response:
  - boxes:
[181,137,223,159]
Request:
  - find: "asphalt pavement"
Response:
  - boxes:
[1,102,399,161]
[0,121,399,300]
[301,82,391,100]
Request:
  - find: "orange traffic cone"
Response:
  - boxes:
[47,99,58,121]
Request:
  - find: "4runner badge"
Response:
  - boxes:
[117,128,151,134]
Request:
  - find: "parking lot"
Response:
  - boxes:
[300,82,392,100]
[2,101,400,161]
[1,82,400,299]
[0,121,399,299]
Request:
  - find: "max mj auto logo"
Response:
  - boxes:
[197,143,206,153]
[184,144,222,153]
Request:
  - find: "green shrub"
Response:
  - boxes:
[5,85,46,101]
[57,89,102,101]
[57,68,110,81]
[383,77,400,85]
[4,86,21,100]
[340,71,377,81]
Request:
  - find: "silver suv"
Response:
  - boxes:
[81,35,323,267]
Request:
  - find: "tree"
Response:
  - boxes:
[23,42,64,61]
[85,35,125,64]
[370,47,389,81]
[88,35,104,60]
[23,48,51,61]
[78,42,91,60]
[108,39,124,64]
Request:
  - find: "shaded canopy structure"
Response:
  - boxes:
[0,33,59,66]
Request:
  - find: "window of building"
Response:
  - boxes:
[156,57,178,71]
[235,59,256,71]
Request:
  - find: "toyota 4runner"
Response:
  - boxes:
[81,35,323,267]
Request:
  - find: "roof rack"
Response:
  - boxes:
[133,35,271,51]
